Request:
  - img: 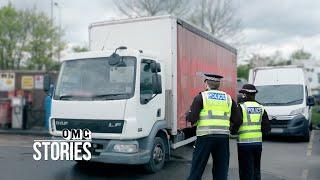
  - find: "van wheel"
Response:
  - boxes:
[144,137,166,173]
[302,128,310,142]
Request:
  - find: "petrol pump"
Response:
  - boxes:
[11,91,25,129]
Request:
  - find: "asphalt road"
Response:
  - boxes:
[0,131,319,180]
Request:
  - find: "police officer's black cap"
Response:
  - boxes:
[202,73,223,82]
[239,84,258,94]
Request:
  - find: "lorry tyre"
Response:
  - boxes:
[302,127,310,142]
[144,137,166,173]
[75,160,90,166]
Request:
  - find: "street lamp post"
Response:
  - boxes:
[50,0,54,65]
[54,2,61,62]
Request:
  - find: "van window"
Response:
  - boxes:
[256,85,303,106]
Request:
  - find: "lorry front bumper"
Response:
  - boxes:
[268,114,309,136]
[50,137,151,165]
[90,139,151,165]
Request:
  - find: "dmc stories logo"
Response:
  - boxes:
[33,129,92,161]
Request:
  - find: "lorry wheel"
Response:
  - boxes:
[75,160,90,166]
[144,137,166,173]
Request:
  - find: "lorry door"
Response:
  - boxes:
[136,59,165,135]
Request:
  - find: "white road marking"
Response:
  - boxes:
[302,131,315,179]
[301,169,309,180]
[306,131,314,157]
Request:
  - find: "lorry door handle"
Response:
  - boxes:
[157,109,161,117]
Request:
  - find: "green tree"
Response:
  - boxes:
[237,64,251,80]
[26,11,65,70]
[244,51,291,68]
[0,4,25,69]
[72,45,89,52]
[0,4,64,70]
[290,48,312,60]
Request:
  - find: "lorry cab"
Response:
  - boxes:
[249,66,315,141]
[47,48,170,171]
[50,48,165,140]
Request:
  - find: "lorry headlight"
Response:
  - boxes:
[113,144,138,153]
[290,108,304,116]
[50,118,55,131]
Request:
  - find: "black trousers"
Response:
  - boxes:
[237,144,262,180]
[187,135,229,180]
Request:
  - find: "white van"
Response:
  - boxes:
[248,66,315,141]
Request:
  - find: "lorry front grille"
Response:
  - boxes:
[270,119,289,128]
[54,119,124,134]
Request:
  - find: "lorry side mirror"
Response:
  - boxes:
[108,53,121,66]
[44,74,51,93]
[151,62,161,73]
[156,63,161,72]
[151,62,157,73]
[152,74,162,94]
[307,96,315,106]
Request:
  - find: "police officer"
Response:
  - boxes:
[186,73,242,180]
[237,84,271,180]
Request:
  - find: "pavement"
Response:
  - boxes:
[0,127,50,136]
[0,131,319,180]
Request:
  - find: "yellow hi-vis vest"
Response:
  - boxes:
[238,101,264,143]
[196,90,232,136]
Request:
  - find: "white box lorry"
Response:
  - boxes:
[45,15,237,172]
[248,66,315,141]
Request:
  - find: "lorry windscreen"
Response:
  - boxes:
[255,85,304,106]
[54,57,136,100]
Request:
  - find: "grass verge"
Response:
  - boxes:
[312,106,320,127]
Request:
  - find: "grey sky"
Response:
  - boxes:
[235,0,320,59]
[1,0,320,62]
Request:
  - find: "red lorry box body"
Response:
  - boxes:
[176,22,237,129]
